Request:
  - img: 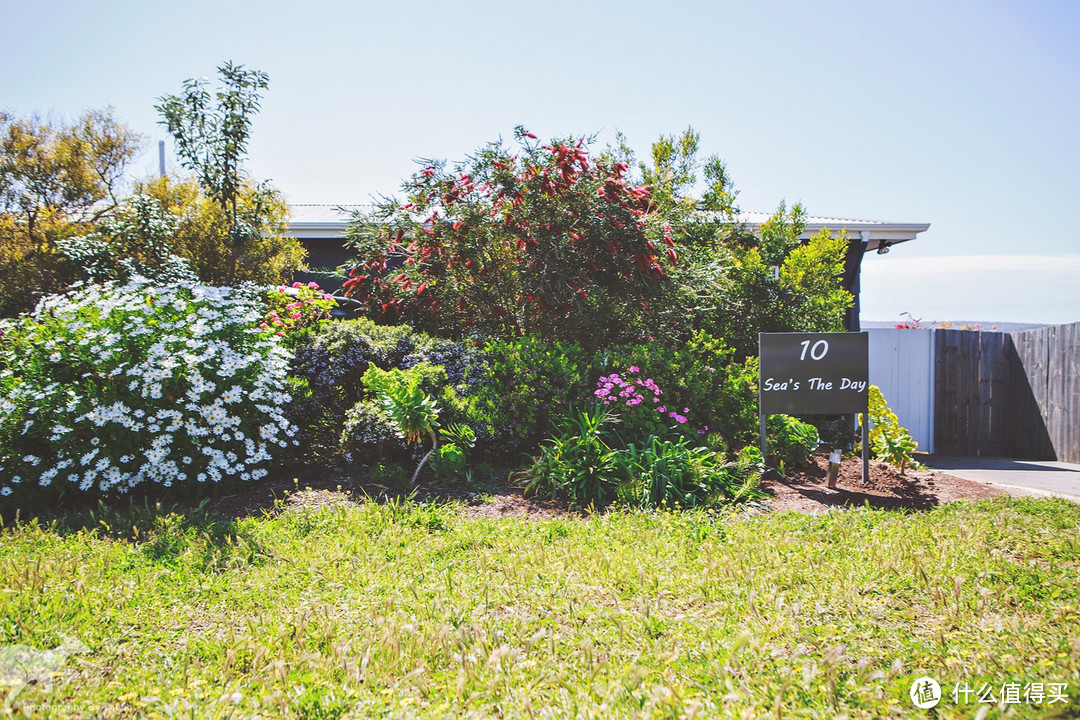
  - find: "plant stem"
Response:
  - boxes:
[410,427,439,487]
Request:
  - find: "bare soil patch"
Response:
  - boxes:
[761,452,1004,514]
[202,466,568,521]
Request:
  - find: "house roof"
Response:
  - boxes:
[286,204,930,251]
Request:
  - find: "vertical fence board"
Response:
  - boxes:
[984,332,1009,456]
[1047,323,1080,463]
[962,331,980,455]
[933,330,953,454]
[1009,327,1053,459]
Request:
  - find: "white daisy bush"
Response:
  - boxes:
[0,279,296,504]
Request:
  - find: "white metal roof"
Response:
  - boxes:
[286,204,929,250]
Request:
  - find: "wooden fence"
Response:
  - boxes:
[934,322,1079,463]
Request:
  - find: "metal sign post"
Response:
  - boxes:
[759,332,870,483]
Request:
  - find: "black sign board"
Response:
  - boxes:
[758,331,871,482]
[758,332,869,415]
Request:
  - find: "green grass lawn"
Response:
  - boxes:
[0,496,1077,718]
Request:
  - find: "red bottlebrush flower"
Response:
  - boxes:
[452,220,463,230]
[422,167,435,177]
[416,282,427,294]
[522,131,537,139]
[666,247,678,265]
[395,229,405,243]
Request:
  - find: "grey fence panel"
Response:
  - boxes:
[934,322,1078,461]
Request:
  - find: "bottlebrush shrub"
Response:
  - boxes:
[0,279,295,505]
[342,126,678,346]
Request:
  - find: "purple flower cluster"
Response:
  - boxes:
[657,405,690,425]
[595,365,663,408]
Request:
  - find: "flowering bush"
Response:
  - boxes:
[342,127,676,345]
[594,366,673,442]
[260,281,336,342]
[600,332,759,451]
[0,279,295,505]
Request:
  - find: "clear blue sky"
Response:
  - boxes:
[4,0,1078,324]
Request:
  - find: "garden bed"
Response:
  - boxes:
[196,453,1005,522]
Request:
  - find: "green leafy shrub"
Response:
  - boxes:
[0,279,295,507]
[431,424,477,481]
[287,318,478,462]
[362,365,442,485]
[520,405,621,509]
[467,336,594,456]
[339,400,407,464]
[616,436,764,509]
[766,414,819,476]
[366,459,409,488]
[468,332,757,458]
[56,195,199,286]
[861,385,920,473]
[522,405,765,510]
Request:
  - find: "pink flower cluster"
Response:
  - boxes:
[594,366,662,407]
[259,282,336,336]
[657,405,690,425]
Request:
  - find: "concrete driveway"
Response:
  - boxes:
[925,455,1080,502]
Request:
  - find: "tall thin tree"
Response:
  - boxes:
[156,61,270,284]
